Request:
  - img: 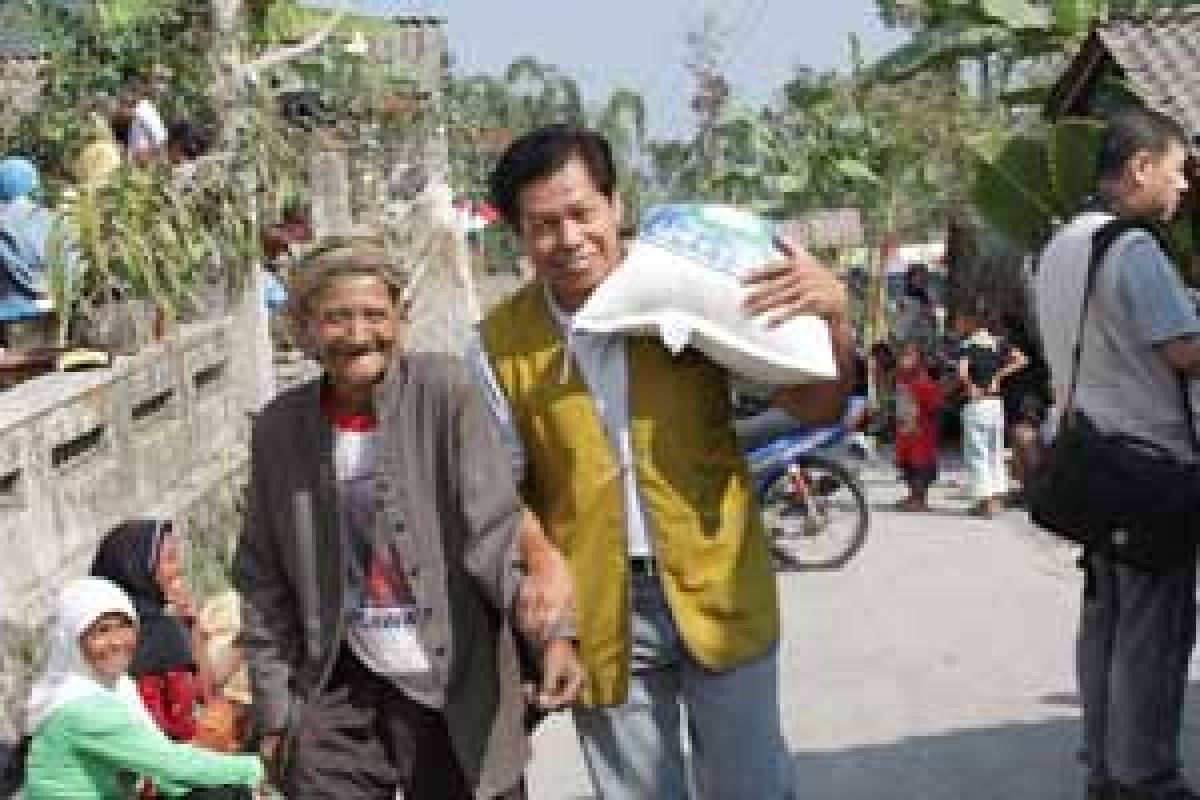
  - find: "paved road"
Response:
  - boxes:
[527,462,1200,800]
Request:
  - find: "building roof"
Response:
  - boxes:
[1047,8,1200,149]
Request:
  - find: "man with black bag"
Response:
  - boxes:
[1034,108,1198,800]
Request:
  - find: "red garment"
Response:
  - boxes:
[894,371,943,468]
[320,384,378,432]
[136,669,199,742]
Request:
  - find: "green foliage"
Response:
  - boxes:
[4,0,216,187]
[970,113,1196,278]
[967,117,1104,250]
[968,129,1060,247]
[870,0,1196,100]
[683,58,972,243]
[446,58,653,219]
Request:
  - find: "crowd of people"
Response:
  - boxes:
[10,106,1199,800]
[875,107,1199,800]
[0,71,220,370]
[863,269,1039,519]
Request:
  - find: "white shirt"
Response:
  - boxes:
[469,289,655,558]
[127,99,168,156]
[1037,212,1200,461]
[333,426,431,677]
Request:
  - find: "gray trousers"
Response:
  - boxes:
[1077,549,1197,788]
[572,572,793,800]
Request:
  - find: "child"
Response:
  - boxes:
[90,520,202,743]
[191,589,252,754]
[894,341,943,512]
[23,577,263,798]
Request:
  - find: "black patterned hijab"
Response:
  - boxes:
[90,519,194,675]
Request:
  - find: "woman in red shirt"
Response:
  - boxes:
[894,341,944,512]
[90,520,201,743]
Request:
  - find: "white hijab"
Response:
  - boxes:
[26,577,160,734]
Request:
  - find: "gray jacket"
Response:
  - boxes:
[235,352,530,797]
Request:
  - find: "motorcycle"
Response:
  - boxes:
[736,398,872,571]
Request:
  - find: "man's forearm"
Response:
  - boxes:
[770,314,855,424]
[516,510,576,641]
[518,510,559,571]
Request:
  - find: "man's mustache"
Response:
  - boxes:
[322,345,386,358]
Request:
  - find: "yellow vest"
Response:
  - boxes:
[480,283,780,706]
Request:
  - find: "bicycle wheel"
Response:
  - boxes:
[761,453,869,571]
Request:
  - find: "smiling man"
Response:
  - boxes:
[236,242,583,799]
[471,126,854,799]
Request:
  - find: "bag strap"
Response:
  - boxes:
[1062,217,1200,452]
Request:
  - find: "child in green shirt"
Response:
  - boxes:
[23,577,264,799]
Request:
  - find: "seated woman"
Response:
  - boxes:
[23,577,263,799]
[90,520,203,742]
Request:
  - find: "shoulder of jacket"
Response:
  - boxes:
[252,378,318,437]
[482,282,541,328]
[480,282,551,361]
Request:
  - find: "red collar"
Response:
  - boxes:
[320,385,377,432]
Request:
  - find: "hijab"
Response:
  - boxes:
[0,158,37,204]
[90,520,195,675]
[0,156,54,311]
[26,577,157,734]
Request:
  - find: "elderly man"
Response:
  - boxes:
[236,242,582,799]
[472,126,854,799]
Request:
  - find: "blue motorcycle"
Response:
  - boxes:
[738,401,871,571]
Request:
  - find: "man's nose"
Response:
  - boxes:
[559,219,585,248]
[345,315,375,344]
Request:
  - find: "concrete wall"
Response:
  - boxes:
[0,297,273,770]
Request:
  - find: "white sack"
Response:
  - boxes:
[574,204,837,385]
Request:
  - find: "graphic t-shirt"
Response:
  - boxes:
[324,394,430,677]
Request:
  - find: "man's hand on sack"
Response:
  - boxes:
[742,235,850,326]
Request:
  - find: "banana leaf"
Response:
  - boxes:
[968,129,1060,249]
[1048,117,1104,214]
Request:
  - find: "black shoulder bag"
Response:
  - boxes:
[1027,219,1200,572]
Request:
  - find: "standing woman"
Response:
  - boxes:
[954,312,1028,518]
[23,577,263,799]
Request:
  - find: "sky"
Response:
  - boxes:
[309,0,907,139]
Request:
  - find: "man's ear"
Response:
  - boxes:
[291,312,320,360]
[611,190,624,229]
[1129,149,1156,188]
